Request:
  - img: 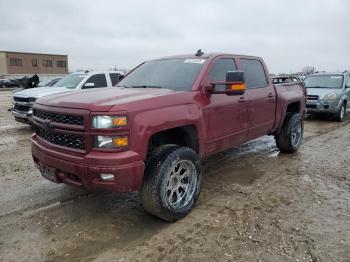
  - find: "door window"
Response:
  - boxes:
[86,74,107,88]
[209,58,237,91]
[109,73,121,86]
[240,59,267,88]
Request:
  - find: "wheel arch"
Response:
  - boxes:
[274,100,303,135]
[147,124,200,157]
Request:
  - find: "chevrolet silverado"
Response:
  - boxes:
[31,52,306,221]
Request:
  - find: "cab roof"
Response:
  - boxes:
[70,70,124,76]
[152,52,262,61]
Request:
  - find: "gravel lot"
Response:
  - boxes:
[0,90,349,262]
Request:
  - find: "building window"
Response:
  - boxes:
[9,58,22,67]
[32,59,38,67]
[42,60,53,67]
[56,61,67,68]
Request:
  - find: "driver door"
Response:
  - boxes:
[204,57,249,154]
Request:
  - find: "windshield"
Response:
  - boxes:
[52,74,86,89]
[304,75,344,89]
[38,79,52,87]
[116,58,206,91]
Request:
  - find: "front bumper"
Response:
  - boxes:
[31,136,145,193]
[306,99,341,114]
[12,109,33,123]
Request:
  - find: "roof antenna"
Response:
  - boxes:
[195,49,204,57]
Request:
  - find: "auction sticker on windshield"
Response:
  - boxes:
[184,59,206,64]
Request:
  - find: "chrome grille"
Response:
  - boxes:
[14,104,30,112]
[307,95,319,100]
[13,97,35,103]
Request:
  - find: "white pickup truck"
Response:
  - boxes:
[11,70,124,124]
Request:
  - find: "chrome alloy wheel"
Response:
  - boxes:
[163,160,197,209]
[340,104,345,120]
[291,119,302,146]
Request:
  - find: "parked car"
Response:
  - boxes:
[1,75,40,89]
[0,79,10,88]
[31,52,306,221]
[11,71,124,124]
[0,78,19,88]
[272,75,301,84]
[304,72,350,121]
[37,78,62,87]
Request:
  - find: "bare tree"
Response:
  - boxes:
[302,66,315,75]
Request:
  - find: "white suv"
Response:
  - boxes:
[11,71,124,124]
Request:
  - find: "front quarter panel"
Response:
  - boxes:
[130,103,204,160]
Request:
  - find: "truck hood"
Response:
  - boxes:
[307,88,343,98]
[13,86,75,99]
[36,87,180,112]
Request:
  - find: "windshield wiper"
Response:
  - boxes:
[308,86,327,88]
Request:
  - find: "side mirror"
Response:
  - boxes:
[206,71,246,96]
[83,82,95,89]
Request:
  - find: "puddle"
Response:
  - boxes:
[204,157,264,186]
[35,193,168,261]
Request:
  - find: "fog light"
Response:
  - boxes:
[100,174,115,181]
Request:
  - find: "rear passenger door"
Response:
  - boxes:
[239,58,276,140]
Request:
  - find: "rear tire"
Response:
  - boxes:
[334,102,346,122]
[140,145,202,222]
[275,113,303,153]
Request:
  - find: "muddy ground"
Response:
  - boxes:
[0,90,349,262]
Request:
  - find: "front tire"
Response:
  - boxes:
[140,145,202,222]
[334,102,346,122]
[275,113,304,153]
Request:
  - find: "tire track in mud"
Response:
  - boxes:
[101,121,350,262]
[1,95,350,261]
[1,116,349,219]
[20,121,350,261]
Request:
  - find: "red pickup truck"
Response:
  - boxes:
[31,52,306,221]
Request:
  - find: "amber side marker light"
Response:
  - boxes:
[112,116,127,127]
[229,83,246,92]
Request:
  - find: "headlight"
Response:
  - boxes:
[93,136,128,148]
[324,92,337,101]
[92,116,127,128]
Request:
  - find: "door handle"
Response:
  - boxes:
[238,97,246,103]
[268,93,274,98]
